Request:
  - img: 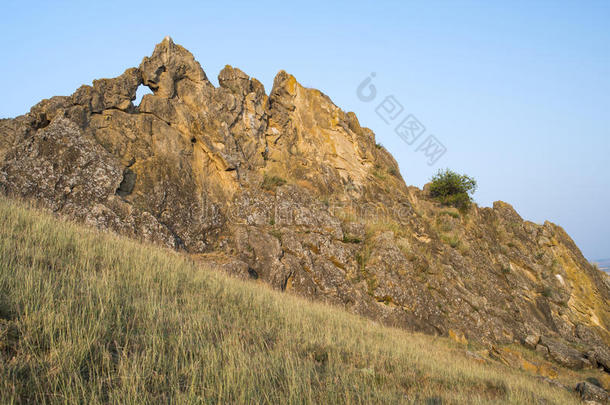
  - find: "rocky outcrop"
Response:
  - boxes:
[1,37,609,371]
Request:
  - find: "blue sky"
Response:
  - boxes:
[2,1,609,259]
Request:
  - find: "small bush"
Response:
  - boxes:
[541,287,553,298]
[428,169,477,211]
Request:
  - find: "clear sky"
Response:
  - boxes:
[2,1,609,259]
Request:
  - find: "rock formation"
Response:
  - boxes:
[1,37,608,372]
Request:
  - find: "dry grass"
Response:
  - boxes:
[0,198,581,404]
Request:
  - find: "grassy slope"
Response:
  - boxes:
[0,198,582,404]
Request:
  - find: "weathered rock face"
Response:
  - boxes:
[1,37,609,370]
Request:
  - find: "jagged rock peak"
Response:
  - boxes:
[140,37,211,98]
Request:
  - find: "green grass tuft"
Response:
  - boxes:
[441,234,461,249]
[440,210,460,219]
[261,174,287,191]
[342,234,362,244]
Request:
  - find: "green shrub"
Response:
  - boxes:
[428,169,477,210]
[542,286,553,298]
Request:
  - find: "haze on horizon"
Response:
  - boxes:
[1,0,608,260]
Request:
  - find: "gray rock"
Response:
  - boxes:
[524,334,540,349]
[575,381,609,403]
[536,344,550,357]
[539,337,586,370]
[588,346,610,372]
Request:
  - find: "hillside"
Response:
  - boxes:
[0,197,601,404]
[0,37,609,386]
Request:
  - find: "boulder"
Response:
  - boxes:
[588,346,610,372]
[539,337,587,370]
[524,334,540,349]
[575,381,609,403]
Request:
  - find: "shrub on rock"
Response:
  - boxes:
[428,169,477,210]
